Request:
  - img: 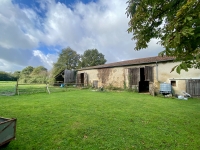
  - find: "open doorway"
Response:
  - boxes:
[80,73,84,85]
[139,68,149,92]
[139,81,149,92]
[77,73,88,86]
[129,66,153,93]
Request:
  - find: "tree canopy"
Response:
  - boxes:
[0,71,17,81]
[81,49,107,67]
[126,0,200,73]
[12,71,21,79]
[31,66,47,76]
[52,47,81,77]
[21,66,34,77]
[16,66,49,83]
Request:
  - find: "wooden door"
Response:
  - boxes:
[76,73,81,86]
[84,73,88,86]
[145,66,153,82]
[129,68,140,89]
[186,79,200,97]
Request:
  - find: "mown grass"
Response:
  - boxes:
[0,81,70,96]
[0,83,200,149]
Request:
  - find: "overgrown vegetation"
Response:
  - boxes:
[106,83,123,91]
[18,66,48,84]
[0,66,49,84]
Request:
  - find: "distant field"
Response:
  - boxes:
[0,89,200,149]
[0,81,16,96]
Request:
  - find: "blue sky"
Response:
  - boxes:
[0,0,162,72]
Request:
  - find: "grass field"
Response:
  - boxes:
[0,81,69,96]
[0,82,200,149]
[0,81,16,95]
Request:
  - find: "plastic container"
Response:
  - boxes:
[160,83,171,94]
[60,84,65,88]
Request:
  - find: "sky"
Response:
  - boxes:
[0,0,163,72]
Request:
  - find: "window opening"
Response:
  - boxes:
[171,81,176,87]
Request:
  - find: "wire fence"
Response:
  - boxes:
[0,81,77,96]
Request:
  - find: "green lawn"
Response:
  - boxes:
[0,81,16,95]
[0,81,69,96]
[0,89,200,149]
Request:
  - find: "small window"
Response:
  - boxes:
[171,81,176,87]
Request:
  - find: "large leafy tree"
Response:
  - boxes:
[81,49,107,67]
[30,66,48,83]
[20,66,34,77]
[52,47,81,76]
[126,0,200,73]
[12,71,21,79]
[31,66,47,76]
[19,66,49,83]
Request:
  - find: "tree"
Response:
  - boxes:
[81,49,107,67]
[52,47,81,76]
[31,66,47,76]
[12,71,21,79]
[20,66,34,83]
[30,66,48,83]
[126,0,200,73]
[21,66,34,77]
[18,66,48,83]
[0,71,16,81]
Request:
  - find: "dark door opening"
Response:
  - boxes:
[139,68,149,92]
[80,73,84,85]
[129,66,153,93]
[139,81,149,92]
[140,68,145,81]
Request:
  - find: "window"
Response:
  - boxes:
[171,81,176,87]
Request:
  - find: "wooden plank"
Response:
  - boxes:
[128,68,140,88]
[145,66,154,82]
[84,73,88,86]
[76,74,81,86]
[186,79,200,96]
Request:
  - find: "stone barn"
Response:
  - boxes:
[77,56,200,97]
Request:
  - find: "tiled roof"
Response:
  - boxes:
[78,56,175,70]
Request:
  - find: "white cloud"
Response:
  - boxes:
[40,0,162,63]
[0,0,163,72]
[33,50,58,69]
[0,59,24,72]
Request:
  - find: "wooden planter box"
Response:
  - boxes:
[0,117,17,147]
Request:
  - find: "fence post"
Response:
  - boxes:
[46,84,50,94]
[15,80,18,95]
